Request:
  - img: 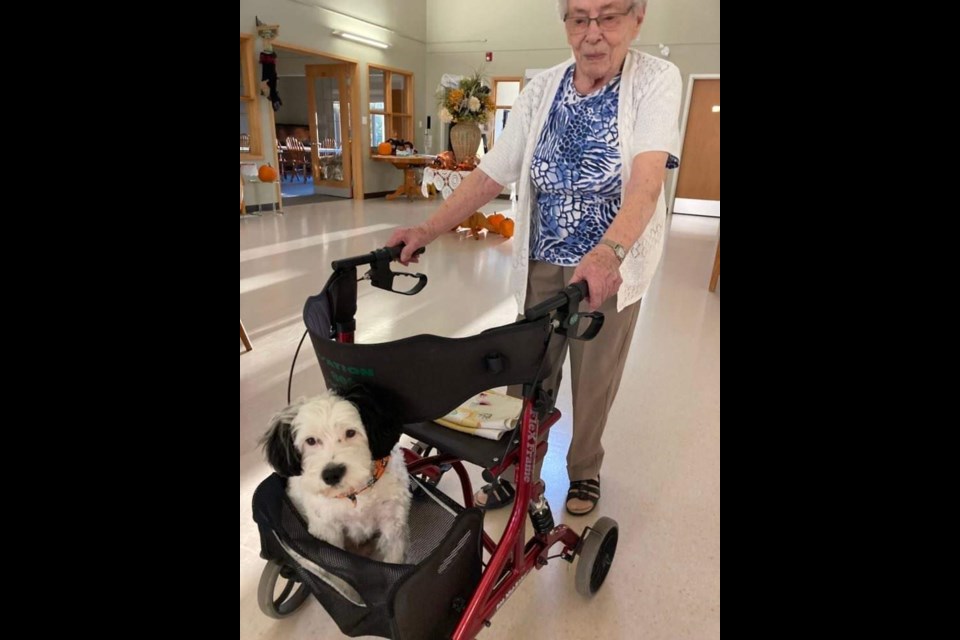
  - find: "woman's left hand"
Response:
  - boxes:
[569,248,623,311]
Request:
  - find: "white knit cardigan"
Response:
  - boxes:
[479,49,682,313]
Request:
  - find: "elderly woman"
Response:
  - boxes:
[388,0,681,516]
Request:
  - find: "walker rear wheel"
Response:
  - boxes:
[575,516,619,596]
[257,559,310,618]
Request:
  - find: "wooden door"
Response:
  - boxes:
[674,78,720,215]
[306,64,353,197]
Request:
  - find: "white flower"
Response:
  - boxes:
[468,96,481,112]
[439,108,454,124]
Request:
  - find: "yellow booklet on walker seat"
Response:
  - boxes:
[434,390,523,440]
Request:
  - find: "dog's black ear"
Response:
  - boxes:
[338,384,402,460]
[260,403,303,477]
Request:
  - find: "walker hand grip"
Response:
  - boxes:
[383,245,426,262]
[524,282,589,320]
[331,245,425,270]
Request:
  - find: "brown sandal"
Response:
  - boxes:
[565,477,600,516]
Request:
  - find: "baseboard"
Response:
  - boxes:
[243,203,281,214]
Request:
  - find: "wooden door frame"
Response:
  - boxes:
[668,73,720,215]
[269,42,363,198]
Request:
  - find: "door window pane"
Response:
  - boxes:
[313,75,342,148]
[496,81,520,106]
[494,109,510,143]
[240,102,251,152]
[490,79,521,149]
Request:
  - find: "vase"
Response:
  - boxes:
[449,121,482,165]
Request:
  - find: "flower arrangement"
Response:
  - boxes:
[437,70,495,125]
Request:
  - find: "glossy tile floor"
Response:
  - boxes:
[240,198,720,639]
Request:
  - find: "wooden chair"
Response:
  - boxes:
[284,137,307,182]
[708,237,720,292]
[276,141,288,182]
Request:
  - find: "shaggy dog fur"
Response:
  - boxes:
[262,388,410,563]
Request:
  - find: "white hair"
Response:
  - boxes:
[556,0,647,19]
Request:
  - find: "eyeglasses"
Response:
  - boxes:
[563,9,634,34]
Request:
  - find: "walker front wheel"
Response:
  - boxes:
[575,516,619,596]
[257,559,310,618]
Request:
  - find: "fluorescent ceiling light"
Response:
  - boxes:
[332,30,390,49]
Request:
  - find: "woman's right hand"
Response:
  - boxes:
[387,223,436,265]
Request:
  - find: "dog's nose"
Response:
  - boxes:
[321,464,346,486]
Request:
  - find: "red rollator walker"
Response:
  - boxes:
[253,245,620,639]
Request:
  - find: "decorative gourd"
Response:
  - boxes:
[377,142,393,155]
[456,212,516,240]
[432,151,457,170]
[258,164,278,182]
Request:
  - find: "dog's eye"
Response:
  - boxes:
[305,437,320,446]
[345,429,357,439]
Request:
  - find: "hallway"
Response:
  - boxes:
[240,198,720,639]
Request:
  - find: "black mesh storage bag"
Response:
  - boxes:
[253,473,483,639]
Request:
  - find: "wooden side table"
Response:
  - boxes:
[372,155,435,201]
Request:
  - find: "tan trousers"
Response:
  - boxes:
[510,260,642,482]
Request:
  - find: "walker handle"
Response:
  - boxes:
[332,245,425,270]
[524,282,603,341]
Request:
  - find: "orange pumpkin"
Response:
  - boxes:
[258,164,278,182]
[499,219,515,239]
[377,142,393,155]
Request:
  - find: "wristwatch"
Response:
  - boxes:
[599,239,626,263]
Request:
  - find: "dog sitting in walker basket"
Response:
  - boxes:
[262,386,412,564]
[252,246,619,640]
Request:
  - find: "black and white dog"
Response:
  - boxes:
[262,387,410,563]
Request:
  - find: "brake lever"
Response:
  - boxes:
[571,311,604,340]
[374,270,428,295]
[551,283,604,341]
[366,251,428,295]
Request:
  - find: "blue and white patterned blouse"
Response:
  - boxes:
[530,65,622,265]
